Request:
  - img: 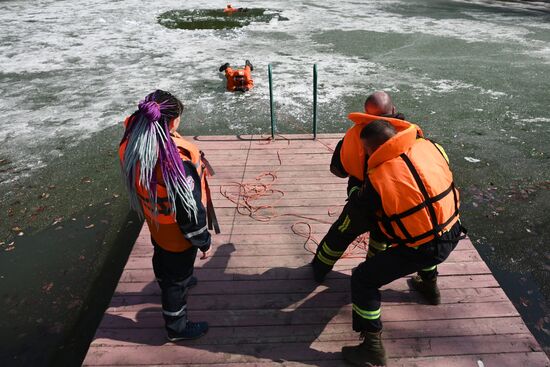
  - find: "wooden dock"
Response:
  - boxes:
[83,134,549,367]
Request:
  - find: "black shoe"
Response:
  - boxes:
[245,59,253,71]
[167,321,209,341]
[409,274,441,305]
[219,63,230,72]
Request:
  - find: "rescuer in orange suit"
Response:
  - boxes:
[119,90,220,342]
[219,60,254,92]
[312,92,419,283]
[336,120,465,366]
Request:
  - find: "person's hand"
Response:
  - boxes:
[199,243,211,260]
[200,248,211,259]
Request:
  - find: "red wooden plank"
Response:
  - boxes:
[118,261,491,284]
[108,287,508,314]
[83,334,539,365]
[98,301,520,331]
[83,353,550,367]
[113,274,500,296]
[122,249,482,271]
[91,316,528,347]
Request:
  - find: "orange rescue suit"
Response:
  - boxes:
[224,6,238,14]
[225,65,254,92]
[119,117,211,252]
[367,125,460,247]
[340,112,424,182]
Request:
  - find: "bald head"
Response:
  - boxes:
[364,91,396,116]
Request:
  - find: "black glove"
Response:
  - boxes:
[311,257,331,283]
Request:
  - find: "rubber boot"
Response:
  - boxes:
[342,331,387,366]
[410,274,441,305]
[219,62,230,72]
[245,59,253,71]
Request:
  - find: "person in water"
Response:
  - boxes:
[119,90,215,341]
[219,60,254,92]
[223,4,247,14]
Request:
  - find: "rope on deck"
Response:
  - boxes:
[220,136,369,259]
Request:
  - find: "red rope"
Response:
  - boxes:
[219,138,369,258]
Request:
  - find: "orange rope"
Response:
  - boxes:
[219,137,369,258]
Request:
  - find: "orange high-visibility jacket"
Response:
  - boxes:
[225,66,254,92]
[340,112,423,182]
[119,117,211,252]
[367,125,460,247]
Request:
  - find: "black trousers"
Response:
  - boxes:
[312,199,387,276]
[151,239,197,335]
[351,222,461,332]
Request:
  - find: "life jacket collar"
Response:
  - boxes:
[368,125,418,169]
[348,112,406,127]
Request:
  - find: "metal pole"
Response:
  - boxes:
[268,64,275,139]
[313,64,318,139]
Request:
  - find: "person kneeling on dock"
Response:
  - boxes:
[337,120,466,366]
[313,91,418,282]
[219,60,254,92]
[119,90,218,341]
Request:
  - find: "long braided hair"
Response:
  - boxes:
[121,90,197,222]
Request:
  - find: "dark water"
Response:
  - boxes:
[0,0,549,364]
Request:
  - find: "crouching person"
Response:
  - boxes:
[342,120,465,366]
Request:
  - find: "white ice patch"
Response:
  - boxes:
[0,0,548,185]
[521,117,550,124]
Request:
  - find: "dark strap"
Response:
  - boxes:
[378,152,461,246]
[201,151,216,176]
[204,178,221,234]
[387,183,454,221]
[400,153,442,235]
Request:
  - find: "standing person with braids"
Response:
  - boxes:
[119,90,218,340]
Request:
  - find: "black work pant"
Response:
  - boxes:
[151,239,197,335]
[351,222,461,332]
[312,199,386,276]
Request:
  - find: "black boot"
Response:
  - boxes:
[342,331,387,366]
[219,63,230,72]
[245,59,253,71]
[410,274,441,305]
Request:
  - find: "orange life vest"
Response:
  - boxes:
[367,125,460,247]
[224,6,238,14]
[225,66,253,92]
[340,113,423,182]
[119,117,211,252]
